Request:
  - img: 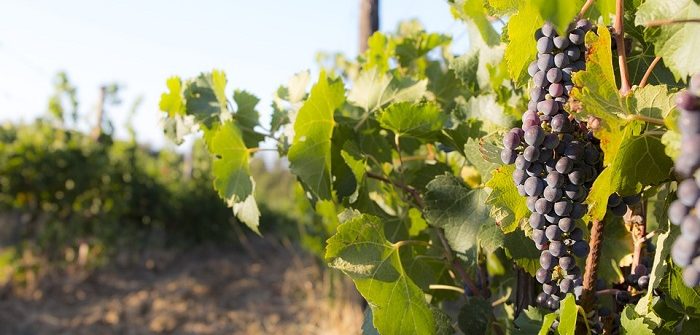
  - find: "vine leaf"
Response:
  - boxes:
[288,71,345,201]
[609,134,674,195]
[598,216,635,283]
[621,305,655,334]
[503,228,541,276]
[531,0,583,35]
[209,121,260,233]
[160,76,185,117]
[557,294,579,335]
[458,297,493,334]
[423,174,492,261]
[485,165,529,233]
[325,214,437,335]
[513,306,550,334]
[632,85,678,120]
[539,312,558,335]
[347,69,427,114]
[505,2,544,86]
[378,102,444,140]
[658,264,700,318]
[451,0,501,46]
[635,0,700,80]
[232,90,264,148]
[183,70,230,129]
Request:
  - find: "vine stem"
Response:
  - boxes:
[429,284,465,294]
[625,114,666,125]
[614,0,631,96]
[644,18,700,27]
[582,219,605,312]
[578,0,596,19]
[639,57,662,88]
[628,198,648,277]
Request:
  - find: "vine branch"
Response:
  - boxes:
[639,56,662,88]
[614,0,631,95]
[578,0,596,19]
[643,18,700,27]
[582,219,605,312]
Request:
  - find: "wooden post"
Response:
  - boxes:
[359,0,379,53]
[91,85,106,140]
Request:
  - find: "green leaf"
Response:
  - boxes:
[233,90,265,148]
[464,137,499,179]
[325,214,437,335]
[364,32,393,74]
[347,69,427,114]
[635,0,700,80]
[621,305,655,334]
[209,121,260,233]
[378,102,444,140]
[161,113,197,145]
[423,174,493,260]
[608,134,674,195]
[159,76,185,117]
[457,94,512,130]
[513,306,548,334]
[627,43,678,87]
[598,216,635,283]
[503,228,541,275]
[458,297,493,334]
[288,71,345,201]
[532,0,584,35]
[487,0,522,15]
[485,165,529,233]
[183,70,230,129]
[505,2,544,86]
[632,85,678,120]
[539,312,557,335]
[454,0,501,46]
[450,52,480,93]
[658,264,700,318]
[558,294,579,335]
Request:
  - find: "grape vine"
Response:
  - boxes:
[157,0,700,333]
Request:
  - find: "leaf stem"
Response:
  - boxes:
[428,284,465,294]
[393,239,431,249]
[625,114,666,125]
[578,0,596,19]
[366,171,425,208]
[639,56,662,88]
[582,219,605,312]
[643,18,700,28]
[614,0,632,95]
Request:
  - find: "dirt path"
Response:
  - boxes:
[0,240,363,335]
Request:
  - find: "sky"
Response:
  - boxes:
[0,0,469,150]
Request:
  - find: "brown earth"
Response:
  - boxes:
[0,239,364,335]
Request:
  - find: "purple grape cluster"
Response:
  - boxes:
[500,20,601,310]
[670,74,700,287]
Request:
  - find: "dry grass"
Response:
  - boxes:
[0,239,364,335]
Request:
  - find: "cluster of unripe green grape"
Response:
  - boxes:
[669,74,700,287]
[501,20,601,311]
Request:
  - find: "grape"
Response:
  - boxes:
[544,212,560,224]
[549,241,565,257]
[524,176,545,196]
[609,203,627,216]
[671,237,695,267]
[530,87,545,101]
[569,203,587,219]
[513,168,527,185]
[515,155,530,170]
[547,298,560,310]
[533,71,547,87]
[546,68,562,83]
[537,100,559,116]
[501,148,517,164]
[551,114,570,133]
[568,169,585,185]
[565,47,580,60]
[569,29,585,45]
[523,146,540,162]
[637,275,649,289]
[541,23,555,37]
[526,196,538,212]
[517,184,527,196]
[559,278,573,293]
[536,292,549,306]
[530,213,546,229]
[564,142,583,161]
[681,215,700,241]
[607,193,622,207]
[684,268,700,287]
[543,283,558,295]
[668,200,688,225]
[678,178,700,206]
[622,194,641,205]
[536,268,552,283]
[545,225,563,241]
[532,229,547,245]
[677,91,699,111]
[558,218,574,233]
[537,53,554,71]
[542,133,560,149]
[546,171,565,187]
[569,227,583,241]
[559,255,575,270]
[528,60,540,77]
[544,185,563,202]
[502,131,521,150]
[555,157,573,174]
[549,83,564,97]
[564,184,586,202]
[554,200,572,216]
[540,250,555,270]
[615,290,631,304]
[526,162,544,177]
[537,37,554,53]
[553,36,570,49]
[634,264,648,276]
[535,198,553,214]
[554,53,569,68]
[572,240,589,257]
